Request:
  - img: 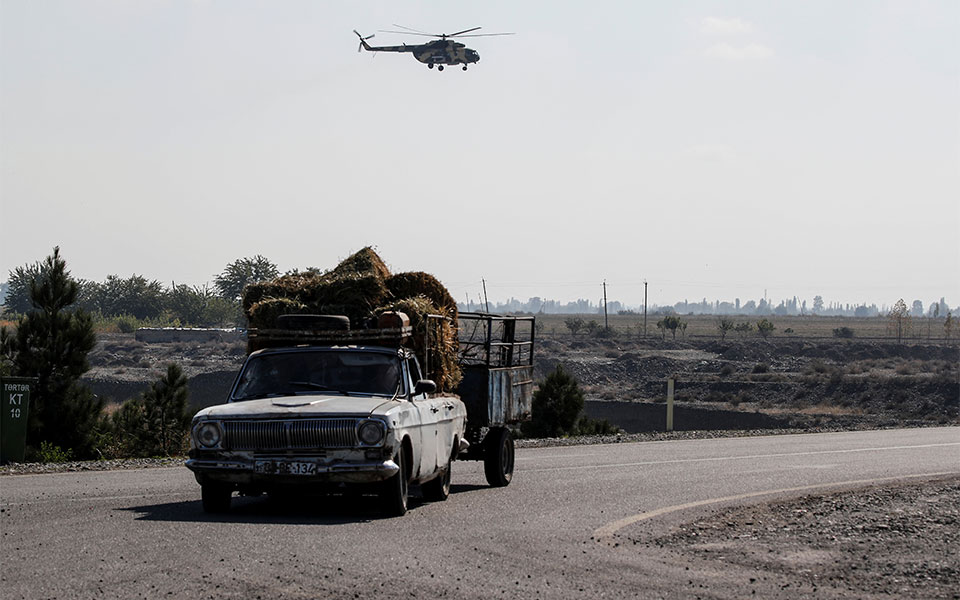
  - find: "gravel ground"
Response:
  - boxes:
[649,476,960,599]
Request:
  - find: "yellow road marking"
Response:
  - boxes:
[592,471,960,545]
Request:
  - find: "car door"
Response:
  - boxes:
[408,357,439,477]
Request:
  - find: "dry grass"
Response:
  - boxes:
[533,313,955,341]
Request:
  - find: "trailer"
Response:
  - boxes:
[443,312,535,486]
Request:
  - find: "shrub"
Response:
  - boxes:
[756,318,776,338]
[115,314,139,333]
[719,363,734,377]
[752,362,770,374]
[39,441,74,463]
[833,326,855,338]
[521,365,585,438]
[575,417,619,435]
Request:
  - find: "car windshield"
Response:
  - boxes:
[232,350,403,401]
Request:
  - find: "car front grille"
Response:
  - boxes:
[222,418,359,450]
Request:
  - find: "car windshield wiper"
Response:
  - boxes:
[233,392,286,401]
[287,381,351,396]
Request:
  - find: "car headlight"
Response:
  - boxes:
[358,420,384,445]
[196,422,222,448]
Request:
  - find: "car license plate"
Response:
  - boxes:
[254,460,317,475]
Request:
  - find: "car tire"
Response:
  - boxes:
[483,427,514,487]
[201,484,232,513]
[422,452,452,501]
[381,448,409,516]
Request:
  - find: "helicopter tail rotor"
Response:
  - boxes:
[354,30,375,53]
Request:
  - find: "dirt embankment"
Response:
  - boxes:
[83,332,958,432]
[536,337,959,432]
[642,476,960,599]
[84,333,246,409]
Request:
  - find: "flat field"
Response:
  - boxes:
[533,313,952,341]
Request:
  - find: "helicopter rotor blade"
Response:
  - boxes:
[454,32,515,38]
[378,30,436,37]
[391,24,431,34]
[354,30,375,52]
[448,26,482,37]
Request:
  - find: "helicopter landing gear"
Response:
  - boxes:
[428,63,434,69]
[437,65,444,71]
[462,65,468,71]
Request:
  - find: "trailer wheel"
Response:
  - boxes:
[201,484,232,513]
[483,427,514,487]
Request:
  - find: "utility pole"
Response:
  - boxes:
[643,280,648,338]
[603,280,608,330]
[482,279,490,313]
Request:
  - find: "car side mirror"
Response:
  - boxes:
[414,379,436,395]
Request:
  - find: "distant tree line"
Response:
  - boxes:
[2,255,280,328]
[0,248,196,461]
[459,293,956,318]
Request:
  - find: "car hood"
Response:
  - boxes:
[196,395,397,420]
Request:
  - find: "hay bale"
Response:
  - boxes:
[242,250,391,327]
[330,246,391,281]
[241,247,461,392]
[247,297,309,330]
[376,296,461,393]
[386,272,458,316]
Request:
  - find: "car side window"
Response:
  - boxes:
[408,357,423,387]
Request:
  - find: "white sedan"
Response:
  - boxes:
[186,345,468,516]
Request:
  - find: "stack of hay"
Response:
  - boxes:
[242,247,460,392]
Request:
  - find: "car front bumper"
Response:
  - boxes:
[185,456,399,485]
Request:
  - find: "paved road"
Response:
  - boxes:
[2,427,958,599]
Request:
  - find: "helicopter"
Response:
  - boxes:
[353,25,513,71]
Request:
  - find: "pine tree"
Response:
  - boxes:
[522,365,584,438]
[113,363,191,457]
[142,364,191,456]
[5,248,102,456]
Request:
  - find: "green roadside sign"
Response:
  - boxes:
[1,377,34,463]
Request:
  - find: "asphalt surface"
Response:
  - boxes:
[2,427,958,599]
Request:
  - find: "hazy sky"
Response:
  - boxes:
[2,1,958,309]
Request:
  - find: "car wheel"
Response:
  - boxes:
[201,484,232,513]
[422,451,452,501]
[380,448,409,516]
[483,427,514,487]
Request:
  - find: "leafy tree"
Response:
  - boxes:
[564,317,585,336]
[888,299,911,344]
[717,317,735,340]
[214,255,278,302]
[657,315,684,339]
[586,320,599,335]
[756,318,775,338]
[2,248,103,456]
[165,284,209,325]
[91,274,165,319]
[521,365,584,438]
[734,321,754,337]
[812,295,824,314]
[945,312,954,340]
